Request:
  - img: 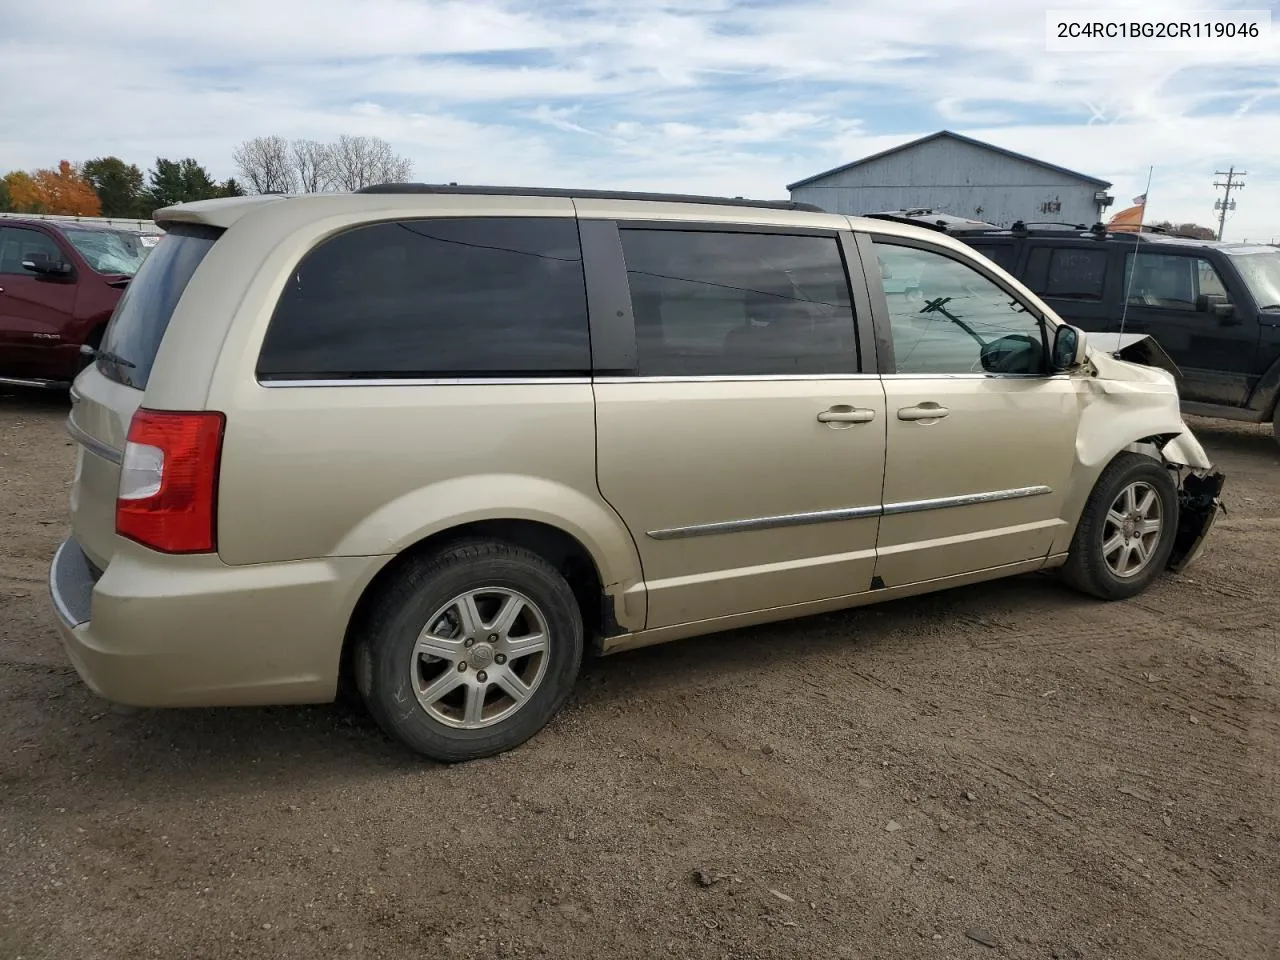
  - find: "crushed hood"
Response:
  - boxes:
[1084,332,1182,383]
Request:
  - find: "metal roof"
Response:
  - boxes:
[0,211,164,233]
[786,130,1113,191]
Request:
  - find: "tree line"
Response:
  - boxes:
[231,135,413,193]
[1,157,242,218]
[0,135,414,219]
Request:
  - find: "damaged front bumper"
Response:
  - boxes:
[1168,470,1226,573]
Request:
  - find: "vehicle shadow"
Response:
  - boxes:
[578,570,1082,693]
[0,383,71,411]
[22,571,1086,799]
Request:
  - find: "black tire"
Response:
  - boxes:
[1061,452,1179,601]
[355,539,583,762]
[1272,403,1279,448]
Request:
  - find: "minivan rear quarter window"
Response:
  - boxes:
[96,224,222,390]
[257,217,591,380]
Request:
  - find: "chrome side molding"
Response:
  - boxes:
[646,485,1053,540]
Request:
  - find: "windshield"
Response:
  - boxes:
[1228,249,1280,308]
[63,228,150,276]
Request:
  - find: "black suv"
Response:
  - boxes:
[870,216,1280,444]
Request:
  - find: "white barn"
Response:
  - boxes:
[788,130,1114,228]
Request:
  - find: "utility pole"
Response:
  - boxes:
[1213,166,1246,241]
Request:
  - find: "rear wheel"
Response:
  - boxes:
[355,539,584,762]
[1062,453,1179,601]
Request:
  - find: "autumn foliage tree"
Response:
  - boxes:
[33,161,103,216]
[0,162,101,215]
[2,171,46,213]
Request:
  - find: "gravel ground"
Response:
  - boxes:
[2,388,1277,960]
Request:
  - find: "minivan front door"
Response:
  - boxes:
[590,222,887,630]
[864,235,1080,587]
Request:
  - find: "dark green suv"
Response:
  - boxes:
[900,219,1280,445]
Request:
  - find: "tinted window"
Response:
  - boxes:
[1124,253,1225,311]
[0,227,63,274]
[968,241,1017,272]
[257,217,590,380]
[96,224,221,390]
[618,229,857,376]
[873,241,1046,375]
[1044,247,1108,299]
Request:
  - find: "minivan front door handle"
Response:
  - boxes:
[817,405,876,425]
[897,403,950,422]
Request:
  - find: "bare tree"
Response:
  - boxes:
[325,135,414,191]
[291,139,331,193]
[232,136,297,194]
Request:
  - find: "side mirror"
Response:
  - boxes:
[1196,292,1236,322]
[1050,323,1087,372]
[20,253,72,277]
[980,333,1044,374]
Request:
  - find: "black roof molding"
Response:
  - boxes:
[786,130,1113,191]
[356,182,827,213]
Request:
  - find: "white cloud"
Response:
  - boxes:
[0,0,1277,240]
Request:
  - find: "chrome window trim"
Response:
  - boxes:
[595,373,882,384]
[879,373,1072,381]
[65,417,122,465]
[645,485,1052,540]
[257,376,593,388]
[256,372,1072,387]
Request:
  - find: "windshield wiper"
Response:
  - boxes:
[1257,303,1280,311]
[94,348,136,369]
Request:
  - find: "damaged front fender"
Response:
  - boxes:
[1168,469,1226,573]
[1156,427,1224,573]
[1159,431,1214,472]
[1073,337,1225,574]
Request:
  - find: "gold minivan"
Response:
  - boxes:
[50,186,1225,761]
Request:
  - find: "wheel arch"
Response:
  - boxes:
[338,516,641,697]
[1055,394,1207,557]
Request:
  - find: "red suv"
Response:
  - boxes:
[0,218,153,388]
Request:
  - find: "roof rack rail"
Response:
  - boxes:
[862,212,949,232]
[355,182,827,213]
[1005,220,1113,241]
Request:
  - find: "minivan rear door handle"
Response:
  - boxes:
[897,403,950,421]
[817,405,876,425]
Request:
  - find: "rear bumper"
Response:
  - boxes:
[49,535,382,707]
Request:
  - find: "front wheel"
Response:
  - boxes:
[1062,453,1179,601]
[355,539,584,762]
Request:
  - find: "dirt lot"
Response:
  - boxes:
[1,388,1277,960]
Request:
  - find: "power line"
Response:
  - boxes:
[1213,166,1246,241]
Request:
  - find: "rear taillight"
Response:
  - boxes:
[116,409,225,554]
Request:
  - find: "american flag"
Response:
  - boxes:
[1133,193,1147,205]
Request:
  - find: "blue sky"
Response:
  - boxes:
[1,0,1278,239]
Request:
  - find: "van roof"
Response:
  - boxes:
[153,185,826,232]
